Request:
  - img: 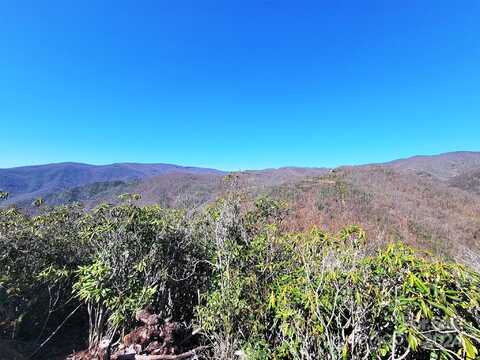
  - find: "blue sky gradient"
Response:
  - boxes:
[1,1,479,170]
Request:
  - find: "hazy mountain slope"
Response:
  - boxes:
[41,180,133,207]
[23,168,328,209]
[239,167,329,188]
[46,173,225,209]
[129,167,329,208]
[448,169,480,195]
[385,151,480,180]
[0,162,223,205]
[131,173,224,208]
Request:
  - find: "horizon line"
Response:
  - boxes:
[1,150,479,172]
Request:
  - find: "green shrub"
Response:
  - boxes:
[198,212,480,359]
[72,202,212,346]
[0,205,87,341]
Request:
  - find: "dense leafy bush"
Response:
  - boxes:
[1,190,479,359]
[0,199,213,354]
[198,195,480,359]
[73,201,212,345]
[0,205,87,341]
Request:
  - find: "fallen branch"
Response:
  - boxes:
[117,346,209,360]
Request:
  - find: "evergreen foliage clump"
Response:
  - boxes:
[0,190,479,359]
[198,195,480,359]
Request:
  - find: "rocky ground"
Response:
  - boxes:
[68,308,208,360]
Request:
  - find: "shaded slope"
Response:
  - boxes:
[448,168,480,195]
[0,162,223,205]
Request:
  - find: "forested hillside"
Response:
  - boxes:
[0,162,223,206]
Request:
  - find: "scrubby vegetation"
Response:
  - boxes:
[267,167,480,270]
[0,181,479,359]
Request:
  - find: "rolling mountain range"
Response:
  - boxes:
[1,152,479,207]
[0,162,223,206]
[1,152,479,267]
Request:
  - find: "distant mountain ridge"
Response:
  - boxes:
[0,162,224,205]
[1,151,479,208]
[385,151,480,180]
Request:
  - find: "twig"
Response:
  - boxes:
[28,303,83,358]
[117,346,209,360]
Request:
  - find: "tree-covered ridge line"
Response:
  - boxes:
[0,186,479,359]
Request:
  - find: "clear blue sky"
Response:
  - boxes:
[1,1,479,170]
